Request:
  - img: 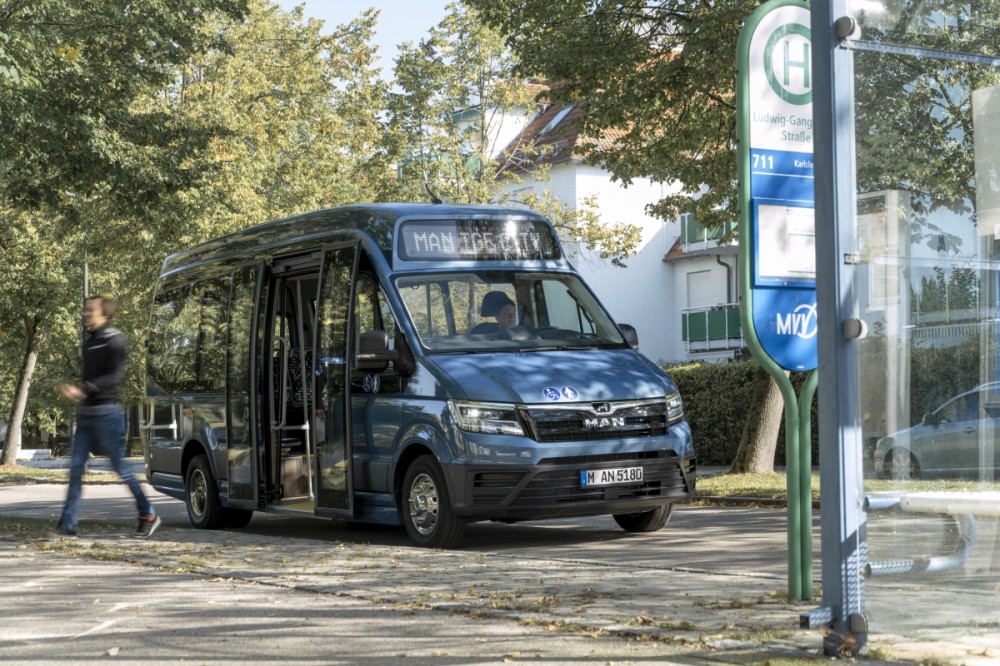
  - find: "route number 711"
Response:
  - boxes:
[752,153,775,170]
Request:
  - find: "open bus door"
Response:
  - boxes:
[226,263,264,507]
[313,242,359,517]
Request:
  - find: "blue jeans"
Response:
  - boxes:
[59,409,154,532]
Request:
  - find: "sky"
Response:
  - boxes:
[277,0,451,76]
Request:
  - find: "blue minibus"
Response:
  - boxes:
[141,203,695,547]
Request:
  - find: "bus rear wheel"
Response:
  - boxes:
[401,455,466,549]
[613,504,673,532]
[185,454,224,529]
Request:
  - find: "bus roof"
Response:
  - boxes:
[158,203,553,280]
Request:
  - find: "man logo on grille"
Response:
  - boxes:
[584,417,625,429]
[593,402,612,414]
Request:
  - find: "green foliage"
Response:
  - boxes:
[467,0,750,232]
[853,2,1000,254]
[389,2,533,204]
[0,0,250,217]
[0,0,648,451]
[0,1,398,449]
[668,360,819,467]
[388,2,642,264]
[171,0,398,236]
[861,328,982,434]
[668,361,758,466]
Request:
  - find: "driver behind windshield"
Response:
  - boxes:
[496,302,517,329]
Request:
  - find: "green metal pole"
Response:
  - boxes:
[798,369,819,599]
[781,381,802,601]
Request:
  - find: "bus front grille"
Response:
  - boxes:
[524,399,669,443]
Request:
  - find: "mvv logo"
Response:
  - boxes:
[776,303,817,339]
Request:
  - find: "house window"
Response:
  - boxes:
[687,270,715,308]
[680,213,699,244]
[681,212,737,244]
[539,104,575,136]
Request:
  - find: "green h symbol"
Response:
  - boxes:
[783,40,810,88]
[764,23,812,105]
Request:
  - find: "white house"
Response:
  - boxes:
[479,98,744,365]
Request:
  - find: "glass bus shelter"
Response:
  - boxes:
[810,0,1000,655]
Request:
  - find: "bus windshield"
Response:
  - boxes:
[394,271,628,352]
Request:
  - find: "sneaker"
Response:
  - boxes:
[48,526,78,539]
[134,514,161,538]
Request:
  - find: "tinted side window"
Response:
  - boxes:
[147,276,231,394]
[197,277,230,393]
[148,285,198,394]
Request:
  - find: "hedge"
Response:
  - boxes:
[663,360,819,467]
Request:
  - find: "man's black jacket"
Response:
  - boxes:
[81,326,127,407]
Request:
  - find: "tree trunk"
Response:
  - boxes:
[730,365,788,474]
[2,317,42,466]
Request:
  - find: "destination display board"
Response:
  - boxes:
[397,219,561,262]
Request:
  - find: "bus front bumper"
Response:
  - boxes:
[442,450,696,522]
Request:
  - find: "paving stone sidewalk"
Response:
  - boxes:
[3,478,998,664]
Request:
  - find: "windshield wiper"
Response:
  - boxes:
[520,344,599,352]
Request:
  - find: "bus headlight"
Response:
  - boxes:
[666,392,684,425]
[450,400,525,436]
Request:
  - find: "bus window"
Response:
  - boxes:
[148,276,230,394]
[540,280,597,335]
[354,273,397,355]
[397,280,454,338]
[197,279,229,393]
[148,286,196,395]
[395,271,623,352]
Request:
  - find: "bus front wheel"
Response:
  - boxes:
[613,504,673,532]
[185,454,224,529]
[401,455,466,549]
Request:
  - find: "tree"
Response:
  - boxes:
[466,0,751,231]
[169,1,398,236]
[0,1,250,465]
[1,1,409,463]
[730,366,786,474]
[0,0,250,219]
[389,2,642,264]
[467,0,780,469]
[0,210,81,463]
[852,1,1000,256]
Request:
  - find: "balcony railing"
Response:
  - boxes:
[681,303,743,352]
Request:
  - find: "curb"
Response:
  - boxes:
[695,496,821,509]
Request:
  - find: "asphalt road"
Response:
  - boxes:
[4,477,808,577]
[1,481,998,665]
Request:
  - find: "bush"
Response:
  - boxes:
[665,361,757,466]
[664,360,818,467]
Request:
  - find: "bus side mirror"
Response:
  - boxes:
[394,331,416,376]
[620,323,639,349]
[356,330,393,372]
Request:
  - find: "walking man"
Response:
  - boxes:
[54,295,161,538]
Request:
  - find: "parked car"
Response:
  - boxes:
[874,383,1000,480]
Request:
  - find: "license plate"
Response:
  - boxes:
[580,466,643,487]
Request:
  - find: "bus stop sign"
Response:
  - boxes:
[738,0,817,372]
